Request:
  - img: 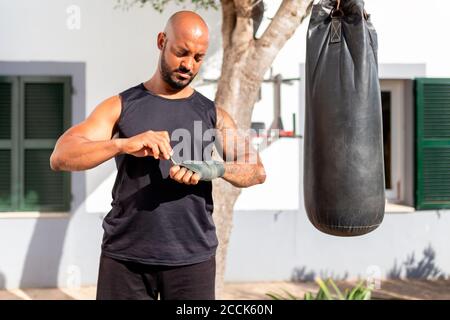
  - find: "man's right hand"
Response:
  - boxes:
[117,130,172,160]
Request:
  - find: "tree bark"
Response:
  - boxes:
[213,0,313,299]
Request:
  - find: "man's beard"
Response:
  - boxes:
[160,48,197,90]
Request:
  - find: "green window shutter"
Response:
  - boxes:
[0,78,16,211]
[19,77,71,212]
[0,150,11,209]
[416,78,450,210]
[0,81,12,139]
[24,149,67,209]
[24,82,65,139]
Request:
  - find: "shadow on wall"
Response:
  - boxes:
[18,219,71,288]
[388,244,448,280]
[19,172,86,289]
[291,266,349,282]
[291,245,448,283]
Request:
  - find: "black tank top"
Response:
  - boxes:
[101,83,219,266]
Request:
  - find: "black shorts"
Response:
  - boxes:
[96,252,216,300]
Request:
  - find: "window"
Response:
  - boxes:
[0,76,71,212]
[382,91,392,190]
[380,80,408,204]
[415,78,450,210]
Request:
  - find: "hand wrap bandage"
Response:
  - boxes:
[179,160,225,181]
[172,157,225,181]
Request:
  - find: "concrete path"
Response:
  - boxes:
[1,280,449,300]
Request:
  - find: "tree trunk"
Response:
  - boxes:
[213,0,313,299]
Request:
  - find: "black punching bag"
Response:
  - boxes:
[304,0,385,236]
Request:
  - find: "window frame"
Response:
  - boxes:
[380,80,406,203]
[0,75,72,212]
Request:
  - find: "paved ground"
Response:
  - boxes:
[1,280,449,300]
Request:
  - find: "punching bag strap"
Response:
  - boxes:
[330,0,342,44]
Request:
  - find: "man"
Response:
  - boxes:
[50,11,266,300]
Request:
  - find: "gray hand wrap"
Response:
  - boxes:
[178,160,225,181]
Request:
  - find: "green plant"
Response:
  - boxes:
[266,278,373,300]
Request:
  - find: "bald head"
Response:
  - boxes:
[164,11,209,45]
[156,11,209,90]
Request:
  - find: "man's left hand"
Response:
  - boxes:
[169,165,201,185]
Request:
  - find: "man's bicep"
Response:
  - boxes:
[63,95,122,142]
